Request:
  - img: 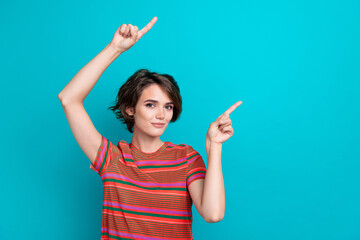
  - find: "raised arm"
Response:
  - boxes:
[58,16,158,104]
[58,17,157,164]
[188,101,242,223]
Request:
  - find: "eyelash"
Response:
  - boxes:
[146,103,173,110]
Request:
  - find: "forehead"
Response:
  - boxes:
[139,84,172,101]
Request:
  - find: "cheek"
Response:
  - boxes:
[138,108,153,119]
[166,111,174,120]
[134,111,150,125]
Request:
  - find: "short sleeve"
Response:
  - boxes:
[90,135,113,175]
[186,145,207,187]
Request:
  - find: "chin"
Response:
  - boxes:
[153,129,165,135]
[153,129,167,136]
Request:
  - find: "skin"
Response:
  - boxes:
[110,16,158,53]
[110,17,243,223]
[57,16,160,168]
[60,15,243,223]
[206,101,243,144]
[125,83,174,153]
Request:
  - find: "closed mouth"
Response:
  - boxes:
[152,123,165,127]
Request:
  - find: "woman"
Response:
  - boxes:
[58,16,242,240]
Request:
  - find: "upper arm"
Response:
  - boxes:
[188,179,205,218]
[59,101,102,165]
[186,145,207,219]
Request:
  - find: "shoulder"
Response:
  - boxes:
[165,141,187,150]
[102,138,125,158]
[167,142,200,157]
[164,142,193,157]
[116,140,131,154]
[118,139,129,147]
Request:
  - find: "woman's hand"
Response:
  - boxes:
[206,101,242,144]
[109,16,158,53]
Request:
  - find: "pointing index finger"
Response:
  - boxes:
[224,101,243,115]
[137,16,158,40]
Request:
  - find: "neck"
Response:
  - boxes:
[131,128,164,153]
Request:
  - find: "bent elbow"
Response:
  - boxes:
[205,215,224,223]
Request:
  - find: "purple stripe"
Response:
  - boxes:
[135,157,186,165]
[103,201,191,215]
[187,155,201,165]
[123,153,133,159]
[102,228,168,240]
[96,137,107,170]
[187,174,206,184]
[102,173,186,187]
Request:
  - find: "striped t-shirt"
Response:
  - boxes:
[90,135,207,240]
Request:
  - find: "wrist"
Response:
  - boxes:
[206,138,222,150]
[107,42,125,55]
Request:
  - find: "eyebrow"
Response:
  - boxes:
[144,99,174,104]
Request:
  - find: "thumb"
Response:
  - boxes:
[130,25,138,41]
[218,117,229,125]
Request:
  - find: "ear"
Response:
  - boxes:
[125,106,135,117]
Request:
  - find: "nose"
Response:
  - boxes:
[156,107,165,119]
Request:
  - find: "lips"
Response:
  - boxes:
[152,123,165,128]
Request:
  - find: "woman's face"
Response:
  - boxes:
[126,84,174,138]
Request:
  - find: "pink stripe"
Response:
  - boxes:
[96,137,107,170]
[187,155,201,165]
[123,153,133,159]
[135,157,186,165]
[102,211,191,225]
[103,201,191,215]
[187,173,206,184]
[102,227,192,240]
[102,173,186,187]
[103,184,187,196]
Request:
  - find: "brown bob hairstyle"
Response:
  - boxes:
[108,69,182,133]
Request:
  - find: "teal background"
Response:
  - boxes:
[1,0,360,239]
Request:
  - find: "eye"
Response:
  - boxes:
[166,105,174,110]
[146,103,155,108]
